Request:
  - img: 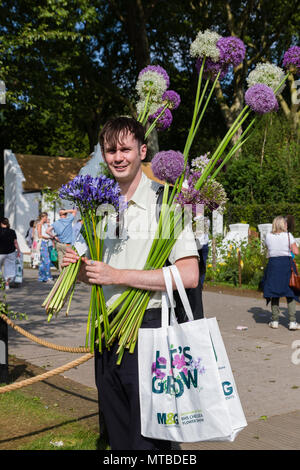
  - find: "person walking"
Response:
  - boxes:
[62,116,199,451]
[263,215,299,330]
[0,217,21,290]
[46,208,77,271]
[37,212,53,283]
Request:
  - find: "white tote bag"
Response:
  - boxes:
[138,264,244,443]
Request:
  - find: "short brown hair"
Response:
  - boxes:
[99,116,146,156]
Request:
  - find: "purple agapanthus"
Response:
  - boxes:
[59,174,121,212]
[282,45,300,75]
[245,83,278,114]
[162,90,181,110]
[217,36,246,67]
[138,65,170,88]
[149,107,173,131]
[196,57,229,80]
[151,150,184,184]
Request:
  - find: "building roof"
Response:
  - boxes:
[14,153,163,192]
[15,153,92,192]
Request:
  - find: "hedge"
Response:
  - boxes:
[224,203,300,237]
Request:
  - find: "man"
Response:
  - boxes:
[0,217,21,290]
[62,117,199,450]
[46,208,77,271]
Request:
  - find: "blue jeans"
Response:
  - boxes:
[38,241,52,281]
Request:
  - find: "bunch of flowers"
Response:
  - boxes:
[135,65,181,136]
[43,174,121,351]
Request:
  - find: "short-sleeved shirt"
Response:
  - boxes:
[0,228,17,254]
[265,231,296,258]
[52,215,74,244]
[102,172,199,309]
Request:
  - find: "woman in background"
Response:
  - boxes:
[0,217,21,290]
[263,216,299,330]
[37,212,53,283]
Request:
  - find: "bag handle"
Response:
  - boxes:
[162,266,178,328]
[169,264,194,322]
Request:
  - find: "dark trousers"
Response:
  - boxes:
[199,244,209,287]
[94,309,172,451]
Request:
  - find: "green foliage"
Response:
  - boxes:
[0,274,27,320]
[206,236,268,288]
[224,202,300,237]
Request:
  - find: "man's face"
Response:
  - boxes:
[103,131,147,184]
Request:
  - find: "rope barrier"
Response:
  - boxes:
[0,314,94,394]
[0,314,90,353]
[0,353,94,394]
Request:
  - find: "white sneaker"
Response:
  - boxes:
[289,322,300,330]
[269,321,279,329]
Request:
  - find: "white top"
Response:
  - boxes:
[102,172,199,309]
[265,231,295,258]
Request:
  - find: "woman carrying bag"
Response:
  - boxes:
[262,216,299,330]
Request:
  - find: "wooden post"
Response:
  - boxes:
[212,237,216,273]
[237,249,242,288]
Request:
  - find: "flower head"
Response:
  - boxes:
[59,174,121,212]
[282,45,300,75]
[148,107,173,131]
[196,57,229,80]
[162,90,181,110]
[246,62,286,94]
[136,65,169,98]
[190,29,221,61]
[151,150,184,184]
[217,36,246,67]
[245,83,278,114]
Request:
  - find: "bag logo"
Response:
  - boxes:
[151,345,206,398]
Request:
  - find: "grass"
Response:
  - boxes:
[0,389,106,450]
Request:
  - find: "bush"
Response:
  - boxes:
[224,202,300,237]
[206,236,268,288]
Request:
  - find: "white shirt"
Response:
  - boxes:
[102,172,199,308]
[265,232,295,258]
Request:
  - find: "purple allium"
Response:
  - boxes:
[138,65,170,88]
[245,83,278,114]
[151,150,184,184]
[217,36,246,67]
[149,107,173,131]
[176,171,205,208]
[282,45,300,75]
[162,90,181,110]
[59,174,121,212]
[196,57,229,80]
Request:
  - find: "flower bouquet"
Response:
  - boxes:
[42,174,121,351]
[99,32,297,363]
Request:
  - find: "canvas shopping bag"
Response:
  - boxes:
[206,317,247,441]
[138,265,234,443]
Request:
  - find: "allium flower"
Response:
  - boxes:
[136,65,169,98]
[162,90,181,110]
[196,57,229,80]
[245,83,278,114]
[190,29,221,61]
[149,107,173,131]
[136,98,161,117]
[217,36,246,67]
[246,62,286,94]
[151,150,184,184]
[191,153,210,172]
[198,178,228,211]
[282,45,300,75]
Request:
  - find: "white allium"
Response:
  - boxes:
[136,70,168,99]
[247,62,286,94]
[136,98,162,117]
[190,29,221,61]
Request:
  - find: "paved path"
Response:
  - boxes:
[3,268,300,450]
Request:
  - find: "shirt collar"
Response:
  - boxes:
[128,171,149,210]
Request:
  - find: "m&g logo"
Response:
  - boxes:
[157,412,179,426]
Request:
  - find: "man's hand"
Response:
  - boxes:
[61,247,118,285]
